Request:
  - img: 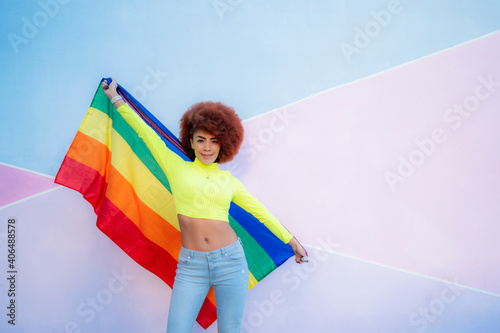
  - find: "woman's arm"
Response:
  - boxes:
[101,78,185,174]
[232,178,308,264]
[288,237,308,264]
[102,79,125,108]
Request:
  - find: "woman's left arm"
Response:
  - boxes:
[232,178,308,264]
[288,237,308,264]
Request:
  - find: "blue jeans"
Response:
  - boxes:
[167,239,249,333]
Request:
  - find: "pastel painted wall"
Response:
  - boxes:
[1,1,500,332]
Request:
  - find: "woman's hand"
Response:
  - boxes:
[288,237,308,264]
[101,78,124,108]
[102,78,118,98]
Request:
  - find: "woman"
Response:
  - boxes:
[102,79,307,333]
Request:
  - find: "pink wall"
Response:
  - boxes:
[229,31,500,295]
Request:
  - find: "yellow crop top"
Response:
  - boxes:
[117,103,293,244]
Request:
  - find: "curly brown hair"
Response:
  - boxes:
[179,101,244,163]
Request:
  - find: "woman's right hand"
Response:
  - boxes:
[102,78,118,99]
[101,78,124,108]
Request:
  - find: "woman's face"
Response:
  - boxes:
[190,129,221,165]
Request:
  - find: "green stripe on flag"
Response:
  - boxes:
[229,215,277,282]
[91,87,173,193]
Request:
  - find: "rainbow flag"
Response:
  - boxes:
[55,79,294,329]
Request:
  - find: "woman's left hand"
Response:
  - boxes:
[288,237,308,264]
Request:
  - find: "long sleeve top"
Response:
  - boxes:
[117,103,293,243]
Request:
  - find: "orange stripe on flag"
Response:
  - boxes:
[106,166,182,258]
[109,126,180,231]
[66,131,109,177]
[66,131,182,258]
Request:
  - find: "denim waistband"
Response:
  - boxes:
[180,238,243,258]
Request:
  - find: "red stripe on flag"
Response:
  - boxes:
[97,198,217,329]
[55,155,107,214]
[96,197,178,287]
[55,155,218,328]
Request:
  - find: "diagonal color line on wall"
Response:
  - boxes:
[0,161,56,178]
[243,29,500,124]
[303,243,500,299]
[0,187,63,211]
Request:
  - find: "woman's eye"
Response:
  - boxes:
[197,139,203,143]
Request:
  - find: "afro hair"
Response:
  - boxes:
[179,101,244,163]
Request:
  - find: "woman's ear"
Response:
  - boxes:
[190,138,194,149]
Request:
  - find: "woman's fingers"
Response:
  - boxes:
[102,79,118,96]
[102,78,117,90]
[295,253,308,264]
[294,244,308,264]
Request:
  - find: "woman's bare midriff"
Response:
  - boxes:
[178,214,238,252]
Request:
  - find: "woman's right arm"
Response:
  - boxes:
[102,78,185,173]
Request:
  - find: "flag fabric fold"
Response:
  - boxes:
[55,79,294,329]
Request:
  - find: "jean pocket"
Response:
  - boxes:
[179,251,192,265]
[224,247,245,262]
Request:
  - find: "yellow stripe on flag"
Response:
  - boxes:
[111,126,180,231]
[79,107,112,147]
[79,106,180,231]
[248,272,258,289]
